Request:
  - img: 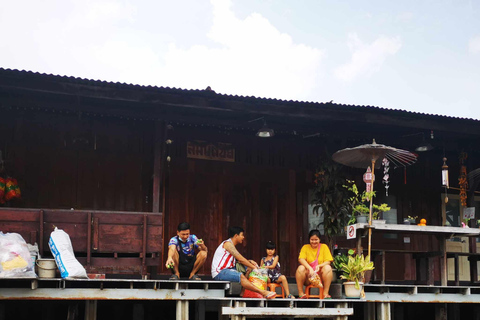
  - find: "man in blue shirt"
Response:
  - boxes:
[165,222,208,280]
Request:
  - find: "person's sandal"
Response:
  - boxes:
[189,274,201,280]
[286,294,295,299]
[323,294,332,299]
[169,274,179,280]
[299,294,308,299]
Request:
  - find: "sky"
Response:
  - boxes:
[1,0,480,120]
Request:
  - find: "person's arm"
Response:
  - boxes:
[224,241,258,269]
[317,245,333,270]
[196,238,208,252]
[298,257,315,276]
[264,256,279,269]
[260,258,265,268]
[165,244,177,268]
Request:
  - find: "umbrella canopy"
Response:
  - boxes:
[332,139,418,259]
[332,139,417,169]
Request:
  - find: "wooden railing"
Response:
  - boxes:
[0,207,163,277]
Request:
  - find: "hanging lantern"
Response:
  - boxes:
[363,166,374,200]
[442,157,449,187]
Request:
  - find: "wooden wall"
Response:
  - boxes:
[0,108,154,212]
[162,126,310,276]
[2,105,480,280]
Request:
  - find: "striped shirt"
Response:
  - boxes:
[211,239,236,278]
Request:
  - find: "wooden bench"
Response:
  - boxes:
[446,252,480,286]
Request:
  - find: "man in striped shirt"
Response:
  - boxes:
[211,226,276,299]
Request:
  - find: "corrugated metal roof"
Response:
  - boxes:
[1,67,478,122]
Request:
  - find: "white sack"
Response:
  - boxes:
[49,227,87,278]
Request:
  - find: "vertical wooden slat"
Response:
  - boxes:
[92,217,99,251]
[288,169,297,276]
[87,212,92,269]
[152,121,164,213]
[39,210,44,255]
[142,214,147,276]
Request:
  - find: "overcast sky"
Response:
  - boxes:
[1,0,480,120]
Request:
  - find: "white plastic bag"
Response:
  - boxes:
[0,232,37,278]
[49,227,87,278]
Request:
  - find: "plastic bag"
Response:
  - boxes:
[243,268,268,298]
[0,232,36,278]
[309,273,323,287]
[49,227,87,278]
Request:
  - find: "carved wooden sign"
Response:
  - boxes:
[187,141,235,162]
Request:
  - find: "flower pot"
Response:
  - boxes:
[357,215,368,224]
[403,219,411,225]
[330,282,343,299]
[343,281,363,298]
[362,269,372,284]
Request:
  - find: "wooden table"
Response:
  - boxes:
[352,223,480,286]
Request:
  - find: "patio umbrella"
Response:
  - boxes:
[332,139,417,258]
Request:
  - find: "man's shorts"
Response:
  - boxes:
[178,254,196,278]
[214,267,241,282]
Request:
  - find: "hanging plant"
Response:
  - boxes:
[459,152,468,207]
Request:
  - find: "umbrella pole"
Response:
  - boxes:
[367,159,376,259]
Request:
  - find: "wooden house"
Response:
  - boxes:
[1,67,480,285]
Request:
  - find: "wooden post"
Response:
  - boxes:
[152,121,164,213]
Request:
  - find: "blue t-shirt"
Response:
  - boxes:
[168,235,199,256]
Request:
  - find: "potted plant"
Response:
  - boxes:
[311,162,351,251]
[403,215,418,225]
[332,249,354,282]
[339,254,375,298]
[345,181,391,225]
[330,249,354,299]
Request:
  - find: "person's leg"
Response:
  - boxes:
[239,274,274,299]
[171,250,180,277]
[320,264,333,298]
[189,251,207,278]
[214,269,274,299]
[276,275,290,296]
[295,265,309,297]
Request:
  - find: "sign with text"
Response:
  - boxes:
[347,225,357,240]
[187,141,235,162]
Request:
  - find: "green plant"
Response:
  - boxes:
[332,249,355,270]
[311,162,351,251]
[339,254,375,289]
[406,215,418,223]
[344,180,391,224]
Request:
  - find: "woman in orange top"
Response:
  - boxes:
[295,229,333,299]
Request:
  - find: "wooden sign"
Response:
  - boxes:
[187,141,235,162]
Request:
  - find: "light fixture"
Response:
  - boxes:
[248,117,275,138]
[442,157,449,187]
[415,131,434,152]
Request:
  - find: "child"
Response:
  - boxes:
[261,241,294,299]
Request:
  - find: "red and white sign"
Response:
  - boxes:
[347,225,357,240]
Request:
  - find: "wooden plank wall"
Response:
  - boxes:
[0,109,154,212]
